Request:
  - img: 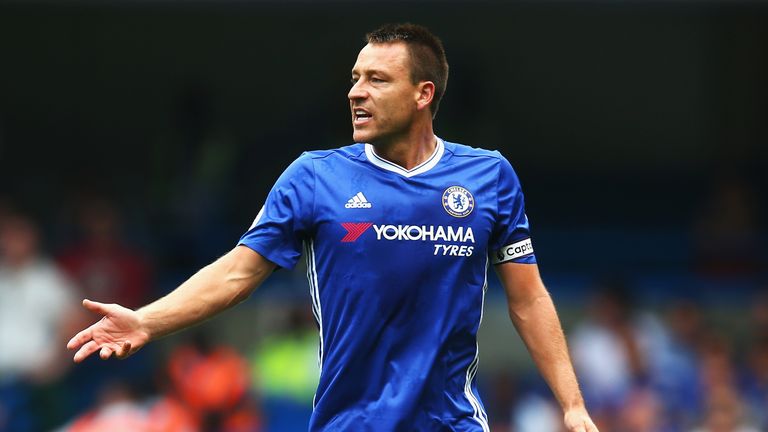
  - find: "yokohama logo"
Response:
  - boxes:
[340,222,373,242]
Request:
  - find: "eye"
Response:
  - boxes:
[350,77,358,85]
[370,77,385,83]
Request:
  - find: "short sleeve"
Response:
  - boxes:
[238,153,315,269]
[489,155,536,265]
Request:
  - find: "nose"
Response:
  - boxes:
[348,79,367,102]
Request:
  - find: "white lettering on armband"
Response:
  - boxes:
[492,238,534,264]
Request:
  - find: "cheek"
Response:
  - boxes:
[394,98,416,121]
[384,93,410,113]
[375,89,414,125]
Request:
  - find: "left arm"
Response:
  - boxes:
[495,262,598,432]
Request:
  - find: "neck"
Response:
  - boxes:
[370,124,436,170]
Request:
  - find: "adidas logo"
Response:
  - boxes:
[345,192,372,209]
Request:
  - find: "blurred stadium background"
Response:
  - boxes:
[0,1,766,431]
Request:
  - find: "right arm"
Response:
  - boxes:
[67,245,275,362]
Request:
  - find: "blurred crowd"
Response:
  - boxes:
[0,198,318,432]
[0,178,765,431]
[486,286,768,432]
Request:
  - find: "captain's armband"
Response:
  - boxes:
[492,238,534,264]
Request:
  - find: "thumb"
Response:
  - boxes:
[82,299,111,316]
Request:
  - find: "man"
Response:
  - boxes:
[1,211,80,430]
[68,23,598,432]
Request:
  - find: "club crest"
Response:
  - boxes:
[442,186,475,218]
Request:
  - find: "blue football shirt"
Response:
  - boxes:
[239,137,536,431]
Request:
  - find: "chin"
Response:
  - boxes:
[353,129,376,144]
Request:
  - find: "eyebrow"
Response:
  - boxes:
[351,68,391,78]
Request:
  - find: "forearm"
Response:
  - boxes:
[137,246,272,341]
[509,291,584,411]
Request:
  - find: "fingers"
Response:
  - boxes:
[73,340,100,363]
[564,414,598,432]
[116,341,132,359]
[67,326,93,350]
[100,345,114,360]
[571,420,598,432]
[82,298,111,316]
[101,342,133,360]
[72,339,132,363]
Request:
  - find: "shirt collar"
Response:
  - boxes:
[364,136,445,178]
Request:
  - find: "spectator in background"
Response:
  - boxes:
[511,391,562,432]
[0,211,78,379]
[615,387,664,432]
[59,381,152,432]
[251,305,318,432]
[58,198,152,309]
[639,300,706,428]
[0,210,80,430]
[743,334,768,430]
[62,333,262,432]
[692,386,760,432]
[569,281,647,418]
[484,372,519,432]
[742,295,768,430]
[693,335,760,432]
[161,333,262,432]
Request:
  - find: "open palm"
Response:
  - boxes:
[67,299,149,362]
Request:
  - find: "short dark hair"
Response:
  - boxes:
[366,23,449,118]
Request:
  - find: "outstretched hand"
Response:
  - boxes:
[67,299,150,363]
[564,406,599,432]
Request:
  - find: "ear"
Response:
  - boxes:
[415,81,435,112]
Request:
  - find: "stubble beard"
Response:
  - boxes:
[355,119,412,149]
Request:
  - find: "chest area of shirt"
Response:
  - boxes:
[312,174,496,254]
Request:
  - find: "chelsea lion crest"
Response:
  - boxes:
[442,186,475,218]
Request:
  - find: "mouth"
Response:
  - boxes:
[353,108,373,126]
